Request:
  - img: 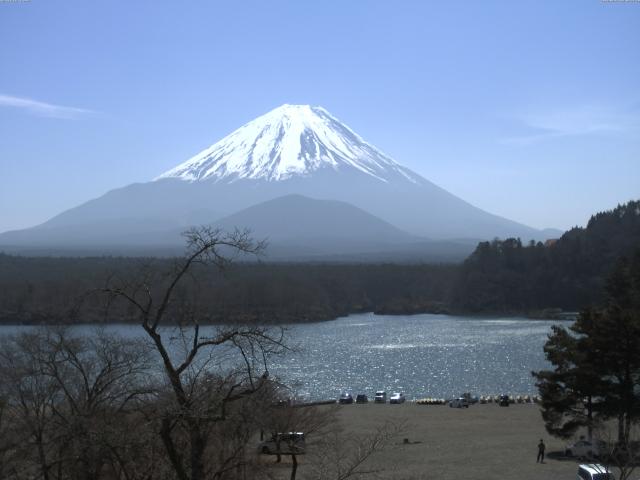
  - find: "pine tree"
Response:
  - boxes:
[533,320,602,440]
[586,253,640,444]
[534,249,640,444]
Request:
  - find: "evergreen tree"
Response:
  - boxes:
[533,320,602,440]
[534,249,640,444]
[587,253,640,444]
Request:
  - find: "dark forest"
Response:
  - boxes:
[1,200,638,325]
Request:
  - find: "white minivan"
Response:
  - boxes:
[577,464,615,480]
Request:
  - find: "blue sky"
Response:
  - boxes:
[1,0,638,233]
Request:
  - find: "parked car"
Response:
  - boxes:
[461,392,479,404]
[374,391,387,403]
[339,392,353,404]
[566,439,605,459]
[389,392,406,404]
[259,432,306,455]
[576,463,615,480]
[448,397,469,408]
[498,394,510,407]
[355,394,368,404]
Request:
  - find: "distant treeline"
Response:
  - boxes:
[1,200,638,324]
[0,256,457,324]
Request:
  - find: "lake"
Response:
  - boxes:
[0,313,568,401]
[272,313,566,400]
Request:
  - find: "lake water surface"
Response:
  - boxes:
[273,313,566,400]
[0,313,568,401]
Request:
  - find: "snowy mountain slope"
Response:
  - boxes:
[156,104,423,185]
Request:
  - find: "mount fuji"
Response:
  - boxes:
[0,104,558,257]
[156,104,424,185]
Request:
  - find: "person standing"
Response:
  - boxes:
[537,439,545,463]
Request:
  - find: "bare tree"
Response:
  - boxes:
[0,331,60,480]
[0,327,156,480]
[306,420,404,480]
[102,227,287,480]
[593,424,640,480]
[260,398,337,480]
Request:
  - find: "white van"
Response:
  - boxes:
[259,432,306,455]
[577,464,615,480]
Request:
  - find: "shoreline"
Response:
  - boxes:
[0,309,578,327]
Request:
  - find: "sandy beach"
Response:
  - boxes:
[265,402,590,480]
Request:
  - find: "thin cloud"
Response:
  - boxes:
[501,105,640,145]
[0,94,95,119]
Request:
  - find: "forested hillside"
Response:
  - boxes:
[452,200,640,312]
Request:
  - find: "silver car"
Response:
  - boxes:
[374,391,387,403]
[567,440,604,459]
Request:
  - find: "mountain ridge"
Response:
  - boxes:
[0,104,561,253]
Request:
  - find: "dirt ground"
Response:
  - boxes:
[264,402,597,480]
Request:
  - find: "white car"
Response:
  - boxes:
[566,439,605,459]
[389,392,405,404]
[577,463,615,480]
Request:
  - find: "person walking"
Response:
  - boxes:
[537,439,545,463]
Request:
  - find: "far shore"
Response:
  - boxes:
[0,309,578,327]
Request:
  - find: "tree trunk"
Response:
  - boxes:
[36,431,50,480]
[190,425,207,480]
[587,395,593,442]
[618,413,625,445]
[160,417,189,480]
[624,412,631,446]
[290,454,298,480]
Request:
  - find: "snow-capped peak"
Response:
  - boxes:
[155,104,422,184]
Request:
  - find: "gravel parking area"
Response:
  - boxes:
[266,402,593,479]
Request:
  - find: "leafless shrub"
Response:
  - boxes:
[305,420,405,480]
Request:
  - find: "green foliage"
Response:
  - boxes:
[533,248,640,443]
[533,320,603,439]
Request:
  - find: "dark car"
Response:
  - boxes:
[339,392,354,404]
[499,394,510,407]
[355,394,368,404]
